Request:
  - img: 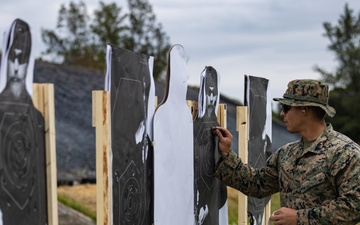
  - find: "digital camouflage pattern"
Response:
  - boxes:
[273,79,336,117]
[215,124,360,224]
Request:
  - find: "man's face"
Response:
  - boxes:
[7,20,31,80]
[280,105,304,133]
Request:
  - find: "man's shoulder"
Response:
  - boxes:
[325,130,360,170]
[330,130,360,151]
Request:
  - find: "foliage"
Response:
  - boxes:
[123,0,171,79]
[90,1,128,71]
[41,2,96,67]
[41,0,171,79]
[272,106,283,124]
[227,190,280,224]
[314,4,360,143]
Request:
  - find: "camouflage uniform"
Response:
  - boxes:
[215,79,360,224]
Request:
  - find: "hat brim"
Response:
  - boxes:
[273,98,336,117]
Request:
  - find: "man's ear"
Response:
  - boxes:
[301,106,310,114]
[301,107,306,113]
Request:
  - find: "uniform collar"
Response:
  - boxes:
[297,124,333,158]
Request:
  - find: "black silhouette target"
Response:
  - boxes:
[0,18,47,225]
[0,103,47,225]
[194,66,227,225]
[0,108,36,209]
[122,178,140,218]
[109,46,152,225]
[196,122,218,191]
[244,75,272,225]
[1,111,36,206]
[117,162,142,224]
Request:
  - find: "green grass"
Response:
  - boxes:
[57,186,281,225]
[228,192,280,224]
[57,193,97,221]
[270,192,281,212]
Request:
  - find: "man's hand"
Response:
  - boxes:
[269,207,297,225]
[213,126,233,158]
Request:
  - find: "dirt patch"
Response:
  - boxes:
[58,184,97,215]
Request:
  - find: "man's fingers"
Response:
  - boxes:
[213,127,223,138]
[213,126,232,139]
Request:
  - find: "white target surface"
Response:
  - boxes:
[153,45,195,225]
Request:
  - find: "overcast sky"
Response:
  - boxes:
[1,0,360,106]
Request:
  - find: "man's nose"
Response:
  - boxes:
[280,111,285,118]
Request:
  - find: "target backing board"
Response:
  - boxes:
[106,45,154,225]
[244,75,272,225]
[153,45,194,225]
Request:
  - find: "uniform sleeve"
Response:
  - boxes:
[297,147,360,224]
[214,149,279,198]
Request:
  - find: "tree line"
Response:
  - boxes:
[42,2,360,143]
[315,4,360,144]
[41,0,171,80]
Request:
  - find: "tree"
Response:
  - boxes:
[314,4,360,143]
[90,1,128,70]
[41,1,97,68]
[41,0,171,79]
[123,0,171,79]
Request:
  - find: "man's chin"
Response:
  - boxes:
[287,129,298,134]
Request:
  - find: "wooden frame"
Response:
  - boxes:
[236,106,271,225]
[237,106,248,225]
[92,91,111,225]
[32,83,58,225]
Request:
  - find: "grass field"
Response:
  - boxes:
[59,184,360,225]
[227,187,280,224]
[57,184,281,223]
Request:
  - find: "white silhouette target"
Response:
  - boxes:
[153,45,194,225]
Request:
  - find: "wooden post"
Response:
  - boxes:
[186,101,226,125]
[264,201,272,224]
[186,100,198,120]
[92,91,111,225]
[32,83,58,225]
[236,106,248,225]
[217,104,227,128]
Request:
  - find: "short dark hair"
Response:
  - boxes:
[309,106,326,119]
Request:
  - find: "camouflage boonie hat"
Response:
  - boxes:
[273,79,336,117]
